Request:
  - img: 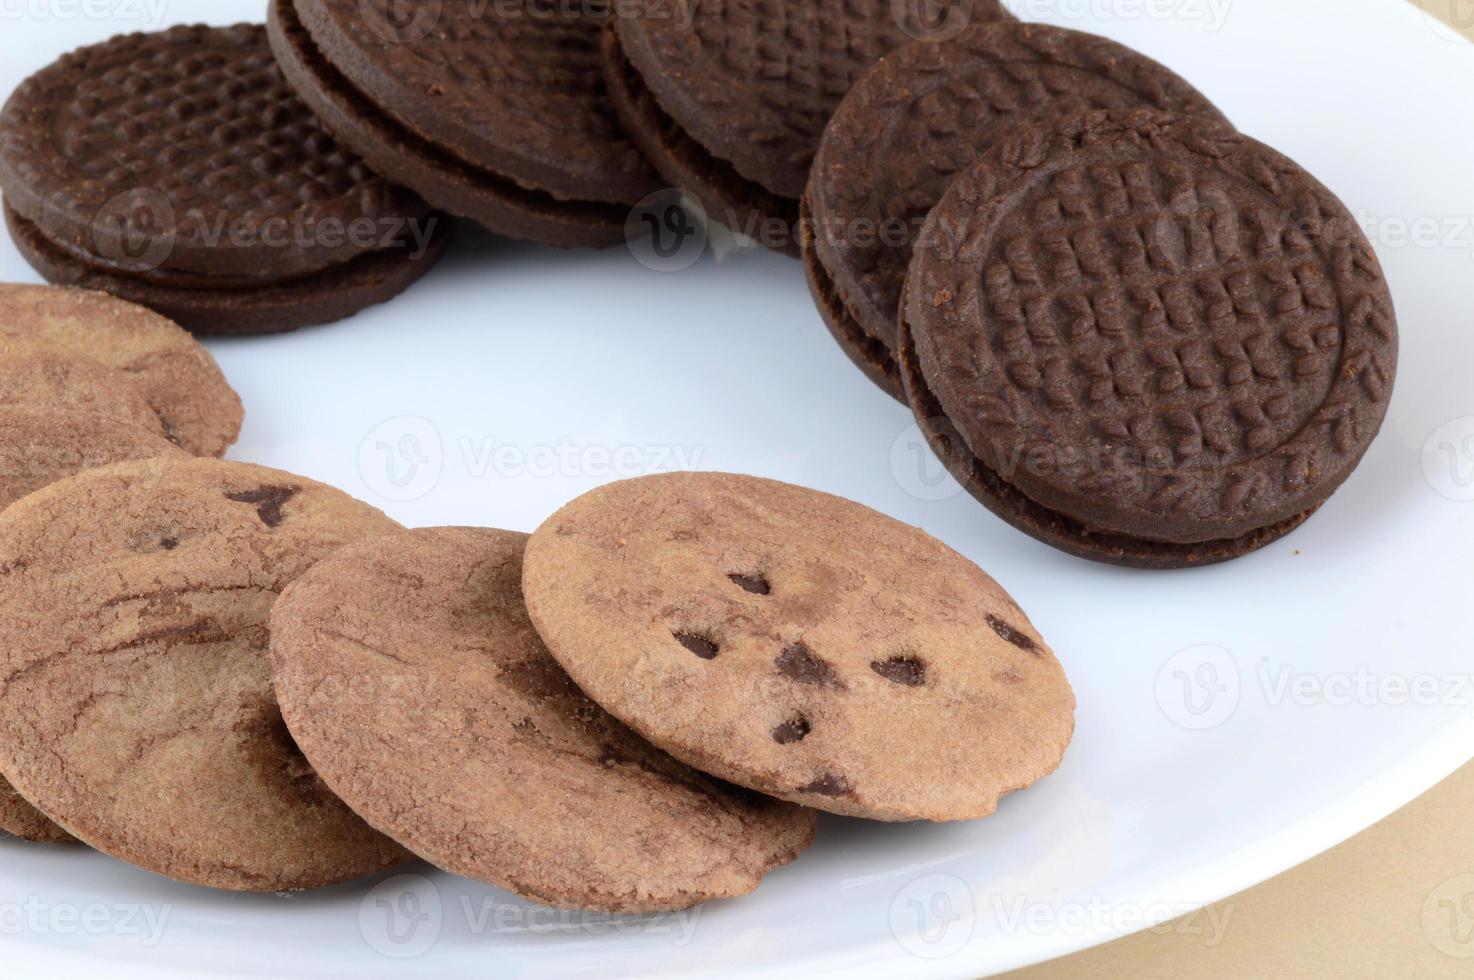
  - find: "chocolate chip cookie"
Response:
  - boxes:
[522,472,1075,822]
[0,285,241,456]
[902,110,1398,567]
[0,457,410,890]
[271,526,816,912]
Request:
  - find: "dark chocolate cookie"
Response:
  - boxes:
[903,110,1397,566]
[271,526,816,913]
[0,457,410,890]
[806,23,1229,399]
[0,24,444,333]
[273,0,658,248]
[605,0,1012,256]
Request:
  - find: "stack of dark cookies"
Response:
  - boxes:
[0,2,1398,569]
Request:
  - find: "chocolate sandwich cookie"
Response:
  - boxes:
[806,23,1228,399]
[269,0,658,249]
[271,526,816,913]
[0,25,445,334]
[603,0,1012,257]
[523,472,1075,822]
[902,110,1398,568]
[0,285,242,456]
[0,457,410,890]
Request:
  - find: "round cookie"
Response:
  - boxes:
[523,472,1075,822]
[1,778,71,843]
[0,457,410,890]
[805,22,1229,399]
[0,411,188,843]
[0,25,444,333]
[903,110,1398,566]
[271,526,816,913]
[271,0,658,248]
[604,0,1012,256]
[0,285,241,455]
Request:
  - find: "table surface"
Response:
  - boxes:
[1004,2,1474,975]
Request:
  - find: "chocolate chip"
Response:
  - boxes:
[775,641,844,689]
[672,631,719,659]
[226,485,299,528]
[871,655,925,687]
[800,772,850,797]
[159,536,178,551]
[771,714,811,744]
[987,614,1038,654]
[727,571,771,595]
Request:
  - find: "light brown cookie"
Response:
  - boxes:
[0,409,187,843]
[0,457,410,890]
[523,473,1076,822]
[270,526,816,913]
[0,778,71,843]
[0,284,242,456]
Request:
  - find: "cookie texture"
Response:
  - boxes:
[806,23,1229,397]
[523,472,1075,822]
[0,779,71,843]
[268,0,627,248]
[0,23,429,277]
[0,284,241,455]
[607,1,1011,253]
[271,526,816,912]
[903,110,1397,561]
[277,0,658,247]
[0,457,410,890]
[7,202,449,335]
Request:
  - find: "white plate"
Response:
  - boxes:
[2,0,1473,976]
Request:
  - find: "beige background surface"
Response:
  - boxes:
[1004,3,1474,976]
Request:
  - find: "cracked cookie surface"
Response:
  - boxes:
[0,457,408,889]
[522,472,1076,822]
[270,526,815,913]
